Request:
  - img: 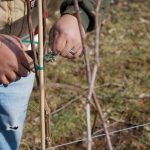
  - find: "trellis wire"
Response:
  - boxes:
[48,122,150,150]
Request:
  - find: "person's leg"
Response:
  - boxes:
[0,73,35,150]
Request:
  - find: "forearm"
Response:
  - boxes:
[60,0,111,32]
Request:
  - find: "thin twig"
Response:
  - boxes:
[51,95,82,115]
[26,0,39,86]
[92,110,98,134]
[49,122,150,149]
[47,82,83,92]
[93,122,119,135]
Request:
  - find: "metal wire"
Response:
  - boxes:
[48,122,150,149]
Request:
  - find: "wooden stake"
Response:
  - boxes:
[38,0,46,149]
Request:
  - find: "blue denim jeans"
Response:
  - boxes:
[0,73,35,150]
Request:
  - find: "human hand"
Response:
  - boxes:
[49,14,85,59]
[0,35,34,85]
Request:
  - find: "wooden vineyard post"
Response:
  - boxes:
[38,0,46,149]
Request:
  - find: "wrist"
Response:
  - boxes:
[60,6,89,31]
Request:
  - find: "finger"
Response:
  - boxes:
[60,39,74,57]
[74,45,82,58]
[1,75,10,85]
[6,71,20,82]
[53,32,66,54]
[68,41,82,58]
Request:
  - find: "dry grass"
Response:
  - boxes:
[21,0,150,149]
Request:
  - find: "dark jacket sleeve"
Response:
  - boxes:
[60,0,111,32]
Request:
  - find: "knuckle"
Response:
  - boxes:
[61,32,67,38]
